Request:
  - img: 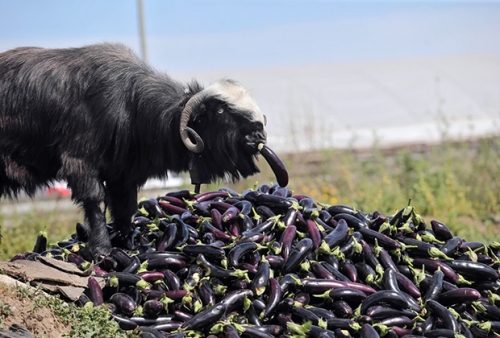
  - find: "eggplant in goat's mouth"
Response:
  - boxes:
[245,130,267,149]
[258,143,289,187]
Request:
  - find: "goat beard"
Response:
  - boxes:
[189,145,260,184]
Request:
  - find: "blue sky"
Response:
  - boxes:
[1,1,499,72]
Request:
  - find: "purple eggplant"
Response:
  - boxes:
[181,243,225,260]
[423,269,444,302]
[437,287,482,306]
[33,230,48,254]
[87,276,104,306]
[109,292,137,316]
[180,303,227,330]
[360,290,409,314]
[258,143,289,187]
[426,299,460,332]
[143,299,164,318]
[322,219,349,251]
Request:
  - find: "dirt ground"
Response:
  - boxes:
[0,280,71,338]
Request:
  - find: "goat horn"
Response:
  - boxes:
[179,91,206,153]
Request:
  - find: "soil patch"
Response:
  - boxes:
[0,279,71,338]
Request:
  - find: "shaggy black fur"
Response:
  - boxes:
[0,43,266,258]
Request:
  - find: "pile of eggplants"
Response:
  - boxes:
[11,183,500,338]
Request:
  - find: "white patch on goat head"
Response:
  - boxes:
[205,80,266,126]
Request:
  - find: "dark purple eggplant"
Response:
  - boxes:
[222,205,241,225]
[150,321,183,332]
[279,224,297,262]
[198,279,216,307]
[423,269,444,303]
[360,240,383,275]
[121,255,140,274]
[382,267,402,294]
[109,292,137,316]
[237,214,255,233]
[437,287,482,306]
[360,323,380,338]
[320,261,351,282]
[444,260,499,281]
[112,313,138,330]
[67,252,91,270]
[104,271,149,290]
[430,220,454,241]
[110,247,132,269]
[323,287,368,306]
[197,253,248,279]
[379,315,413,328]
[326,318,362,331]
[224,324,242,338]
[366,305,417,320]
[395,270,421,299]
[283,238,314,274]
[256,205,276,219]
[330,300,353,319]
[137,271,165,283]
[255,193,293,210]
[262,277,281,318]
[411,257,461,285]
[220,289,254,313]
[300,278,376,295]
[266,255,285,269]
[147,256,187,271]
[98,255,118,271]
[306,219,322,249]
[250,259,270,296]
[241,217,277,237]
[283,207,298,228]
[157,222,178,251]
[378,247,398,271]
[158,200,189,216]
[291,306,320,325]
[143,299,164,318]
[193,190,228,203]
[426,299,460,332]
[355,262,377,285]
[311,261,335,280]
[180,243,225,260]
[129,315,176,327]
[279,273,299,296]
[87,276,104,306]
[341,259,358,283]
[397,235,451,259]
[138,326,167,338]
[319,218,349,254]
[228,242,260,267]
[161,269,181,291]
[200,219,232,241]
[439,236,463,256]
[422,328,458,338]
[327,205,358,217]
[258,143,289,187]
[360,290,409,314]
[33,230,48,254]
[358,227,402,250]
[334,213,369,231]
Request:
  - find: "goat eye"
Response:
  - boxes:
[217,108,224,114]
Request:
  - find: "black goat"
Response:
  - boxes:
[0,43,267,258]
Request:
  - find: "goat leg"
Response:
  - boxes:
[106,182,138,248]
